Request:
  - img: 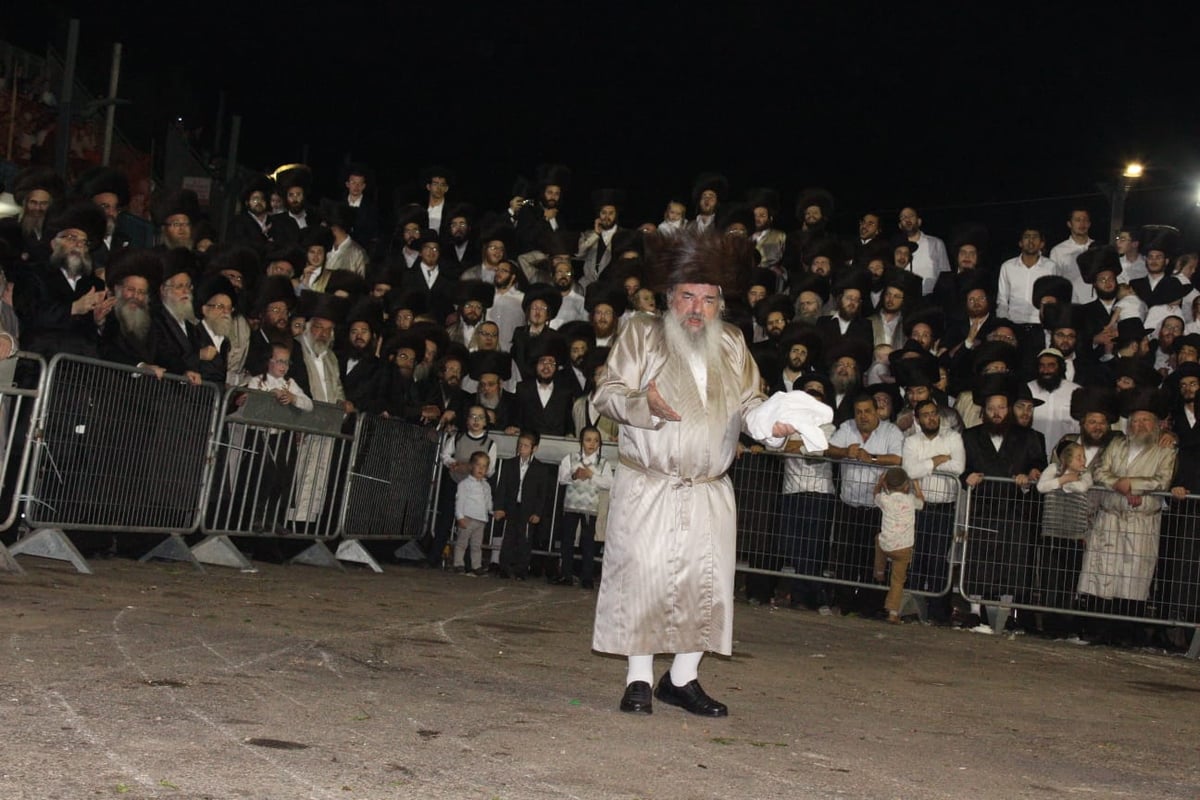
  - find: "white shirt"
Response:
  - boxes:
[246,373,314,411]
[202,320,226,351]
[829,419,904,507]
[1028,378,1080,459]
[1049,237,1094,304]
[422,265,439,289]
[549,288,588,328]
[427,202,443,233]
[906,232,951,295]
[1119,254,1147,282]
[781,423,837,494]
[997,255,1060,324]
[902,427,966,504]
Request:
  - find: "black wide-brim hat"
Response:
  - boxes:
[902,306,945,342]
[106,248,163,293]
[521,283,563,320]
[753,292,794,329]
[468,349,513,382]
[457,279,496,310]
[1077,244,1122,284]
[1070,385,1118,423]
[584,282,628,316]
[972,372,1021,407]
[45,200,107,245]
[75,166,130,207]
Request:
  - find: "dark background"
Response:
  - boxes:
[7,2,1200,253]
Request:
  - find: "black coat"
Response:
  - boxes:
[265,213,303,247]
[193,323,230,385]
[13,262,106,358]
[227,212,275,255]
[149,306,200,376]
[98,315,154,367]
[962,424,1047,482]
[338,349,385,413]
[399,264,457,324]
[494,455,553,527]
[815,314,873,354]
[513,375,575,437]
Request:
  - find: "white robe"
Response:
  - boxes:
[1077,439,1175,601]
[591,315,765,656]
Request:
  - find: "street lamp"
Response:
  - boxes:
[1111,162,1144,239]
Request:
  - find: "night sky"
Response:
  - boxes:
[8,3,1200,248]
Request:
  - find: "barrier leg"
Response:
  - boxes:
[0,541,25,574]
[989,595,1014,635]
[899,592,927,624]
[8,528,92,574]
[1187,629,1200,661]
[139,534,205,573]
[289,540,345,571]
[335,539,383,573]
[191,535,254,570]
[394,539,425,561]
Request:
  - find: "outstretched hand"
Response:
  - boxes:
[647,379,681,421]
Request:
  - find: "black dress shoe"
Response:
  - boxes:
[654,673,728,717]
[619,681,653,714]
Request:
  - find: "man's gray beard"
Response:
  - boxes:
[796,310,820,325]
[663,308,724,360]
[478,393,500,410]
[21,213,43,238]
[165,296,197,324]
[207,315,233,339]
[1131,430,1157,448]
[831,371,860,394]
[116,298,151,342]
[303,330,329,357]
[51,249,92,278]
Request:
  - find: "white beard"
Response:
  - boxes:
[165,296,197,324]
[115,298,151,342]
[663,309,724,361]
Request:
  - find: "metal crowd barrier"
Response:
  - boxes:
[0,353,48,573]
[335,413,444,570]
[729,449,961,614]
[9,353,221,573]
[201,387,354,570]
[961,475,1200,654]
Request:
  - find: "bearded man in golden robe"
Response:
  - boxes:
[592,229,806,717]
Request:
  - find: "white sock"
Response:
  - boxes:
[626,654,654,686]
[669,651,703,686]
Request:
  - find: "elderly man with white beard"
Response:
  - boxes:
[1078,389,1176,618]
[591,229,823,718]
[288,292,350,530]
[99,249,168,376]
[14,200,113,358]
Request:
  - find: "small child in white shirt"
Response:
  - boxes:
[454,452,494,575]
[873,467,925,624]
[1109,284,1147,326]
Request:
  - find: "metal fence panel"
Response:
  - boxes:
[729,449,958,598]
[24,354,221,532]
[961,476,1200,628]
[0,353,47,531]
[203,389,353,540]
[337,414,442,540]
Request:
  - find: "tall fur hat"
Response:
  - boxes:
[45,200,107,245]
[75,166,130,207]
[12,165,66,205]
[641,227,754,296]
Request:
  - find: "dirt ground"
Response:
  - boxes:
[2,554,1199,800]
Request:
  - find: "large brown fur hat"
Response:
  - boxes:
[641,227,754,296]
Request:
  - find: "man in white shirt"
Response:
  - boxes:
[1115,227,1146,281]
[825,394,905,610]
[548,247,588,329]
[486,260,525,352]
[421,165,452,234]
[902,398,965,601]
[685,172,727,233]
[1049,207,1095,304]
[897,206,951,295]
[998,227,1060,325]
[1028,348,1080,460]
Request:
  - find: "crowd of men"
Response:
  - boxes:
[1,160,1197,643]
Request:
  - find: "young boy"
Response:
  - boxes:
[454,451,494,576]
[873,467,925,624]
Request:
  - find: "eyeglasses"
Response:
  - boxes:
[204,302,232,313]
[467,414,486,420]
[56,232,90,247]
[166,220,192,229]
[165,281,193,291]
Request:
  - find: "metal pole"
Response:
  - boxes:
[213,90,226,156]
[101,42,122,167]
[5,72,17,161]
[219,114,241,241]
[54,19,80,176]
[1111,180,1129,242]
